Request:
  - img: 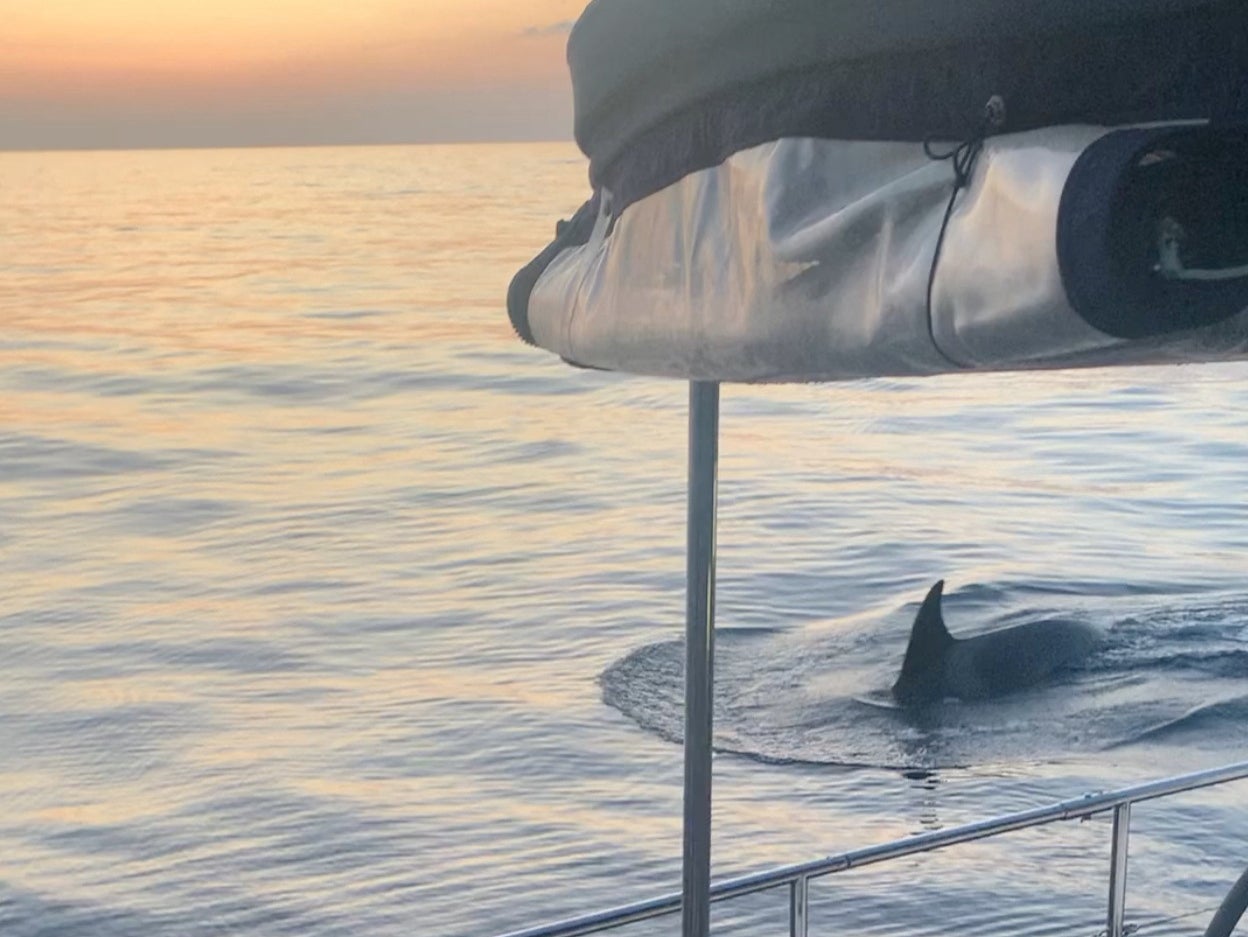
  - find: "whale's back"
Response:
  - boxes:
[945,619,1102,700]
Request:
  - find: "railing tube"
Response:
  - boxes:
[492,761,1248,937]
[1107,802,1132,937]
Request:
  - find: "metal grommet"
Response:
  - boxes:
[984,94,1007,130]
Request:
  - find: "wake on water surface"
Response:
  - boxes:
[600,584,1248,769]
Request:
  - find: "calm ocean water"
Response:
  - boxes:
[4,142,1248,937]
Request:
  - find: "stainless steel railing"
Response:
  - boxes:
[494,759,1248,937]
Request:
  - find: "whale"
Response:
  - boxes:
[891,580,1102,705]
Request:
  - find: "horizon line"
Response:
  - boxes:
[0,136,579,156]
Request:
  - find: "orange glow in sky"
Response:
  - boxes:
[1,0,584,149]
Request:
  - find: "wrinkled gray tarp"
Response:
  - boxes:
[525,125,1248,382]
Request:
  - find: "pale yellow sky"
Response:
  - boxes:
[1,0,584,149]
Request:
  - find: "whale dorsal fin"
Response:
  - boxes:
[897,580,954,687]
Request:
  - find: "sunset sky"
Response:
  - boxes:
[1,0,584,150]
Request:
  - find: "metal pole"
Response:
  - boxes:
[682,381,720,937]
[789,875,810,937]
[1107,802,1132,937]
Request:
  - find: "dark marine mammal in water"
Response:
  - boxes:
[892,580,1102,705]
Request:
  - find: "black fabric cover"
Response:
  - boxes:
[572,0,1225,172]
[580,1,1248,212]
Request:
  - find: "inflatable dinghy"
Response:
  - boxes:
[509,0,1248,381]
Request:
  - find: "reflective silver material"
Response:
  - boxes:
[526,125,1248,382]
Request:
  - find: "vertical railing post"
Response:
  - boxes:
[682,381,720,937]
[790,875,810,937]
[1107,802,1132,937]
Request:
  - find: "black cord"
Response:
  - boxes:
[923,95,1006,364]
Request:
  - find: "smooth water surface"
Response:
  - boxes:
[4,143,1248,937]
